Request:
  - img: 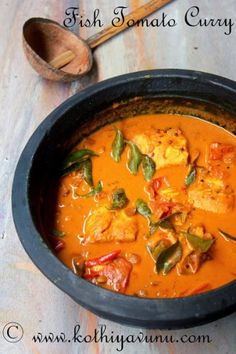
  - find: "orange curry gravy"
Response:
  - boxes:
[47,114,236,298]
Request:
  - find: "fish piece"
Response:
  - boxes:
[208,142,236,164]
[188,168,234,213]
[84,207,137,243]
[188,188,234,213]
[109,210,138,242]
[84,206,113,243]
[133,128,188,170]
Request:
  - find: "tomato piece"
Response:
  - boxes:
[182,185,188,193]
[85,250,121,267]
[100,257,132,292]
[150,201,176,219]
[209,143,223,160]
[209,142,235,164]
[208,164,230,179]
[146,177,162,199]
[153,178,162,191]
[83,256,132,292]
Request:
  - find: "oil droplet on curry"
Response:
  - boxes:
[47,114,236,298]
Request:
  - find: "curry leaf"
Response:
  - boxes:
[135,199,152,219]
[150,220,171,236]
[111,127,125,162]
[52,230,65,238]
[185,166,197,187]
[141,155,156,181]
[158,218,175,231]
[83,158,94,186]
[149,222,159,236]
[184,232,214,252]
[78,181,103,198]
[156,240,182,275]
[63,149,97,168]
[111,188,129,210]
[147,240,168,262]
[127,142,143,175]
[218,229,236,242]
[149,212,181,236]
[61,160,86,176]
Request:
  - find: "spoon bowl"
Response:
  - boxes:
[22,1,174,81]
[23,18,93,81]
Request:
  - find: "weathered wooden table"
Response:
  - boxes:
[1,0,236,353]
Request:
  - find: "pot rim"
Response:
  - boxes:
[12,69,236,328]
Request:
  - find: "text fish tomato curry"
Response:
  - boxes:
[46,114,236,298]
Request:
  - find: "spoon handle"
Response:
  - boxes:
[87,0,174,49]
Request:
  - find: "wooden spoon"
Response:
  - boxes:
[23,0,173,82]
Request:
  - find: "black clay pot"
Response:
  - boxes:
[12,69,236,329]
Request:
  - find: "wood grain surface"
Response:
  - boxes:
[1,1,236,353]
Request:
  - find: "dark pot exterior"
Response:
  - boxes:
[12,69,236,329]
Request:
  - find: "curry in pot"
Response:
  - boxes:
[46,113,236,298]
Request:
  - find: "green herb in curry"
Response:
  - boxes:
[111,188,129,210]
[111,127,125,162]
